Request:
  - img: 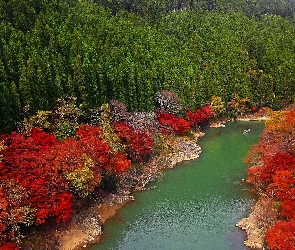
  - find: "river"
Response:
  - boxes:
[90,121,265,250]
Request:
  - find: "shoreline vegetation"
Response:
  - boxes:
[57,116,268,250]
[56,130,204,250]
[1,92,293,250]
[45,116,270,250]
[0,90,278,250]
[0,90,276,250]
[0,91,294,250]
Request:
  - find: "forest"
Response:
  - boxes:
[1,0,295,249]
[1,0,295,133]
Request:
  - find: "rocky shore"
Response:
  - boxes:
[236,196,279,249]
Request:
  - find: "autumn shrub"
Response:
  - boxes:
[109,99,129,123]
[246,165,264,190]
[265,110,295,153]
[76,124,102,139]
[50,134,109,197]
[152,133,179,157]
[156,111,190,135]
[126,112,158,134]
[245,108,295,249]
[186,104,213,127]
[280,199,295,220]
[0,242,19,250]
[266,170,295,201]
[128,132,154,162]
[0,121,134,244]
[78,125,130,174]
[261,153,295,185]
[113,122,154,163]
[244,144,264,166]
[77,134,110,169]
[210,96,225,117]
[265,110,287,129]
[256,106,273,117]
[0,128,73,240]
[0,141,6,163]
[56,122,76,140]
[105,152,131,174]
[51,97,83,128]
[227,93,252,117]
[97,104,125,153]
[266,221,295,250]
[65,155,97,198]
[154,90,182,115]
[19,110,52,133]
[0,181,36,243]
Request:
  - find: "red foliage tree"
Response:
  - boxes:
[266,220,295,250]
[113,122,154,163]
[266,170,295,201]
[105,152,131,173]
[52,124,112,170]
[48,134,109,198]
[246,165,264,190]
[0,186,9,240]
[76,124,102,139]
[127,132,154,162]
[0,129,73,226]
[0,242,19,250]
[0,122,134,245]
[260,153,295,185]
[280,200,295,220]
[156,111,190,135]
[186,104,213,127]
[245,109,295,249]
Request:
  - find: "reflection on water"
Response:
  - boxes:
[91,121,265,250]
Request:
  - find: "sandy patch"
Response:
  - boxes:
[237,116,269,121]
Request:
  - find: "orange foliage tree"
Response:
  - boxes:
[266,221,295,250]
[245,108,295,249]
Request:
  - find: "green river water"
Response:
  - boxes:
[90,121,265,250]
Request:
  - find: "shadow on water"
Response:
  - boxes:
[90,121,265,250]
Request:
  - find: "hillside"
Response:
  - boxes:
[1,0,295,132]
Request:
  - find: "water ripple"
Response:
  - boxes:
[114,196,254,250]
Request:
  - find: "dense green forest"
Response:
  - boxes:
[1,0,295,133]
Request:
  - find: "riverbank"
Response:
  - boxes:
[20,115,269,250]
[235,114,276,249]
[59,118,269,250]
[21,131,204,250]
[65,134,203,250]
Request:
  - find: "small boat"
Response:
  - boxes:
[243,129,251,134]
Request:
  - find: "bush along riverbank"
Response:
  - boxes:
[0,90,271,250]
[237,106,295,250]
